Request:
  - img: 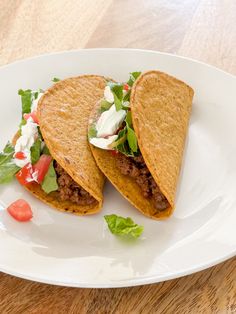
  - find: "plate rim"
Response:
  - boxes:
[1,48,235,78]
[0,248,235,288]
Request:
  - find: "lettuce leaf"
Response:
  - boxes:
[52,77,60,82]
[18,89,42,117]
[18,89,32,116]
[127,71,141,87]
[104,214,144,238]
[127,125,138,153]
[0,142,20,183]
[30,137,42,164]
[109,83,123,111]
[88,124,97,139]
[41,161,58,194]
[100,99,112,112]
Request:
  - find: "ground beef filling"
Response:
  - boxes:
[54,162,96,205]
[116,154,169,211]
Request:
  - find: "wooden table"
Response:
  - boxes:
[0,1,235,313]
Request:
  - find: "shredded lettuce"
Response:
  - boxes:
[100,99,112,112]
[88,124,97,139]
[41,161,58,194]
[105,73,140,156]
[127,71,141,87]
[52,77,60,82]
[18,88,43,117]
[30,137,42,164]
[108,83,123,111]
[126,125,138,153]
[0,142,19,183]
[104,214,144,239]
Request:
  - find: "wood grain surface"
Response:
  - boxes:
[0,0,236,313]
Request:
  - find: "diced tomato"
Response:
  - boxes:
[14,151,26,160]
[7,199,33,222]
[33,154,52,183]
[110,150,119,156]
[23,111,39,124]
[16,163,34,185]
[123,83,129,91]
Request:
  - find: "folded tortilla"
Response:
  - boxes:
[14,75,106,215]
[89,71,194,219]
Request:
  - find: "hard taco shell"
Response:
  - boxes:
[14,75,106,215]
[89,71,194,219]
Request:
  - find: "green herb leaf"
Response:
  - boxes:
[104,214,144,238]
[111,127,135,157]
[18,89,32,116]
[3,142,14,155]
[123,89,131,102]
[127,71,141,87]
[0,162,20,184]
[100,99,112,112]
[42,144,51,155]
[41,161,58,194]
[52,77,60,82]
[30,137,42,164]
[125,111,132,127]
[110,84,123,100]
[18,89,41,117]
[113,94,122,111]
[88,124,97,139]
[109,83,123,111]
[0,142,20,183]
[127,125,138,153]
[0,142,15,165]
[110,128,127,149]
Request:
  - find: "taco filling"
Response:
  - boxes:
[88,72,170,211]
[54,161,96,205]
[0,88,96,206]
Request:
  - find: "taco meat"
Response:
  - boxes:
[116,154,169,210]
[54,162,96,205]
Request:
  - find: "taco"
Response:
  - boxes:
[0,75,106,215]
[88,71,194,219]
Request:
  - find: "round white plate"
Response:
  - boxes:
[0,49,235,288]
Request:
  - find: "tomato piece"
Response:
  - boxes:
[123,83,129,91]
[33,154,52,183]
[23,111,39,124]
[110,150,119,156]
[7,199,33,222]
[14,151,26,160]
[16,163,34,185]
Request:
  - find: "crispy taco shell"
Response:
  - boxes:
[14,75,106,215]
[89,71,193,219]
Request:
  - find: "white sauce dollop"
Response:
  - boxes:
[14,117,39,167]
[104,86,114,103]
[96,104,126,138]
[90,135,118,150]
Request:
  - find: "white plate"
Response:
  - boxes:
[0,49,235,288]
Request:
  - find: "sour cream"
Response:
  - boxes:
[90,135,118,150]
[31,92,44,112]
[104,86,114,103]
[96,104,126,138]
[14,117,39,167]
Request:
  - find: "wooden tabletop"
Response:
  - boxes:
[0,1,236,313]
